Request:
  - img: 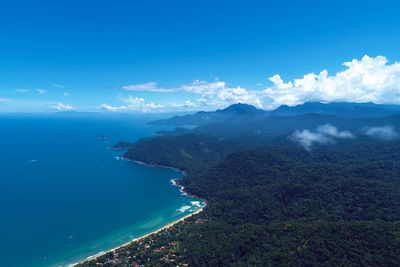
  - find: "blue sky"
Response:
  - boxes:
[1,0,400,112]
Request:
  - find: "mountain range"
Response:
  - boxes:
[96,100,400,267]
[150,102,400,127]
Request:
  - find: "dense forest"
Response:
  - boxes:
[80,103,400,267]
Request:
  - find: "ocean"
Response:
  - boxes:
[0,113,203,267]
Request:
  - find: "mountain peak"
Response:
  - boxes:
[218,103,264,114]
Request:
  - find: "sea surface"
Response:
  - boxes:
[0,113,203,267]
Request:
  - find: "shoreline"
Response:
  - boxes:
[71,157,206,267]
[131,159,206,205]
[130,158,188,175]
[71,207,204,267]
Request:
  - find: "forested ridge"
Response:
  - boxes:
[81,103,400,267]
[81,140,400,266]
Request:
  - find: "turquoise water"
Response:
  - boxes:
[0,113,203,267]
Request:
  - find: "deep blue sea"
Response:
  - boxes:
[0,113,203,267]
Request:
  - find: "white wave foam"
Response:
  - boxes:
[177,205,191,213]
[178,186,187,196]
[190,201,201,207]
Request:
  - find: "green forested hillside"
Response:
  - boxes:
[81,104,400,266]
[124,133,240,171]
[81,137,400,266]
[183,144,400,223]
[173,143,400,266]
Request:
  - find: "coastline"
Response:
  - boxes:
[130,158,187,175]
[71,207,204,267]
[131,159,206,205]
[71,157,206,267]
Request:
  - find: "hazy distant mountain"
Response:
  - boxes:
[270,102,400,117]
[150,103,267,126]
[217,103,265,115]
[151,102,400,126]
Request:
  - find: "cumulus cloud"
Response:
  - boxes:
[264,55,400,109]
[365,126,399,140]
[171,100,197,109]
[119,79,262,111]
[123,80,261,108]
[317,124,354,139]
[291,129,333,151]
[184,100,196,108]
[117,55,400,112]
[50,102,74,111]
[99,103,124,112]
[180,80,261,108]
[99,96,165,112]
[99,96,203,113]
[290,124,354,150]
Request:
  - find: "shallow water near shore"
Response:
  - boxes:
[0,113,203,267]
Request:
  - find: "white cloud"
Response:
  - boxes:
[180,80,262,108]
[125,96,164,110]
[171,100,197,109]
[4,55,400,113]
[99,95,205,113]
[100,96,165,112]
[120,80,262,110]
[36,89,47,95]
[290,129,333,151]
[181,80,226,94]
[317,124,354,139]
[365,126,399,140]
[49,83,66,89]
[50,102,74,111]
[122,82,175,92]
[118,55,400,112]
[184,100,196,108]
[290,124,354,150]
[264,55,400,109]
[99,103,126,112]
[217,86,262,107]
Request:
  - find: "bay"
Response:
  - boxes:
[0,113,203,267]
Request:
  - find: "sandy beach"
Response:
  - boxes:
[70,159,205,267]
[71,207,203,266]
